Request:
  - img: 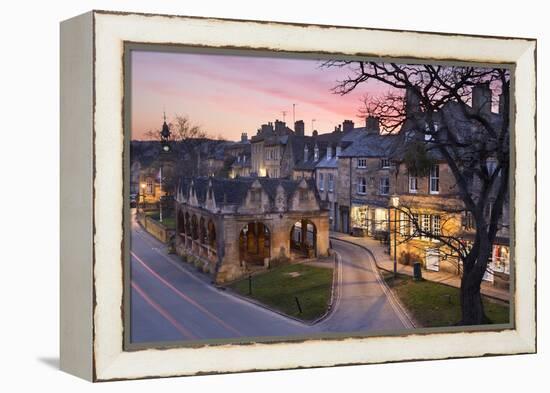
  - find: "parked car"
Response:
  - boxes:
[129,193,137,208]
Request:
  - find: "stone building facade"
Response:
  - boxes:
[174,176,330,283]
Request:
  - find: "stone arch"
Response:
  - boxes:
[239,222,271,265]
[290,219,317,258]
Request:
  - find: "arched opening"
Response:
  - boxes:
[239,222,271,266]
[191,215,198,240]
[177,209,185,238]
[207,220,216,248]
[290,219,317,258]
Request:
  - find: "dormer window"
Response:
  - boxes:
[327,145,332,160]
[304,145,309,162]
[314,145,319,161]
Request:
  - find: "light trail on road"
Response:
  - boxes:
[131,281,197,340]
[131,251,244,337]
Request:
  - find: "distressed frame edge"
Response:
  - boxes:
[90,11,537,381]
[59,11,95,381]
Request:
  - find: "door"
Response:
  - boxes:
[425,248,440,271]
[340,208,349,233]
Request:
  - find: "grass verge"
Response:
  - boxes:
[228,264,333,322]
[382,272,510,327]
[146,210,176,230]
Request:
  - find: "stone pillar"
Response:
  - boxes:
[215,220,245,284]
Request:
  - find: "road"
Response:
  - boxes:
[130,214,411,344]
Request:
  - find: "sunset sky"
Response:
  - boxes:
[131,50,390,141]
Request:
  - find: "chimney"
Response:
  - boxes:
[472,83,492,115]
[241,132,248,142]
[304,144,309,162]
[294,120,305,136]
[312,130,318,137]
[342,120,354,133]
[405,86,421,115]
[274,119,286,135]
[365,116,380,135]
[260,123,274,134]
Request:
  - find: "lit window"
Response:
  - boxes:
[430,164,440,194]
[319,173,325,191]
[409,174,418,193]
[432,215,441,237]
[410,213,419,236]
[328,174,334,192]
[379,177,390,195]
[357,177,367,194]
[146,178,154,194]
[357,158,367,168]
[421,214,431,238]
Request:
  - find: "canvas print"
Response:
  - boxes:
[127,48,511,346]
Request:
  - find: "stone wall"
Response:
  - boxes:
[138,213,172,244]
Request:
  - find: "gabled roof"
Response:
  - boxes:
[177,176,321,207]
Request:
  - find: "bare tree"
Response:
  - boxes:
[171,114,207,141]
[324,61,510,325]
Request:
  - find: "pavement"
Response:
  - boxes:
[329,232,510,302]
[130,211,412,344]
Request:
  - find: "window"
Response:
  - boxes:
[380,158,391,168]
[421,214,431,238]
[299,190,309,201]
[430,164,440,194]
[409,174,418,193]
[379,176,390,195]
[357,177,367,194]
[357,158,367,168]
[146,178,154,194]
[432,215,441,237]
[410,213,419,236]
[328,174,334,192]
[319,173,325,191]
[400,212,410,235]
[314,146,319,161]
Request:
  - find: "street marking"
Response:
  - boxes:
[131,281,197,340]
[131,251,244,337]
[131,223,308,328]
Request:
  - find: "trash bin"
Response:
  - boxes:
[413,262,422,281]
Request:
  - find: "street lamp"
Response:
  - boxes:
[389,194,400,278]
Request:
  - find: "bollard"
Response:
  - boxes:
[294,296,303,314]
[248,274,252,295]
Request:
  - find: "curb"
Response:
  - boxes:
[330,236,418,329]
[219,286,310,325]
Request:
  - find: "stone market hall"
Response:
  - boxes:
[174,176,330,283]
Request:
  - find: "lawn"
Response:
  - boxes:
[145,210,176,230]
[228,264,334,322]
[382,272,510,327]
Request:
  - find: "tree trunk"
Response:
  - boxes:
[460,241,491,325]
[460,276,486,325]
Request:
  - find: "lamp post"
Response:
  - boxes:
[389,194,400,279]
